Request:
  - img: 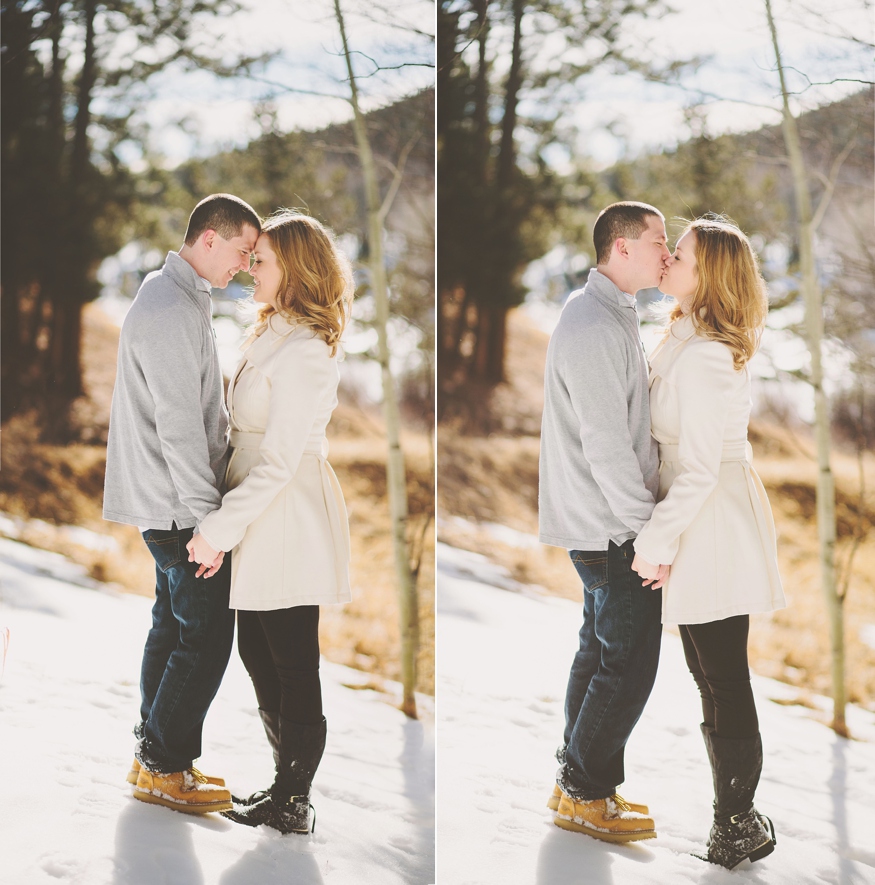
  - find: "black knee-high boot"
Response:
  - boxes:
[231,709,282,806]
[699,724,776,869]
[224,717,326,834]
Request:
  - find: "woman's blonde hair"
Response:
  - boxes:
[668,215,768,370]
[255,210,354,356]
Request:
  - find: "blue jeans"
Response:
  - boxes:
[559,539,662,799]
[137,526,235,772]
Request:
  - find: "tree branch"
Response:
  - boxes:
[239,73,351,103]
[378,130,421,223]
[811,137,857,233]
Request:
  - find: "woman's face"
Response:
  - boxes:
[660,230,698,309]
[250,234,283,309]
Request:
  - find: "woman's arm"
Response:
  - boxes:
[195,335,335,553]
[633,340,736,566]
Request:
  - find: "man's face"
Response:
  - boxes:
[202,224,259,288]
[624,215,671,292]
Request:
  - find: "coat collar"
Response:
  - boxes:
[649,313,696,374]
[240,312,302,367]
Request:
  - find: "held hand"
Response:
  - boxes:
[187,533,222,578]
[195,550,225,579]
[631,552,662,586]
[651,563,670,590]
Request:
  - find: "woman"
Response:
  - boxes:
[631,216,785,869]
[187,209,354,834]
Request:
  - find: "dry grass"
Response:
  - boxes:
[438,308,875,715]
[0,303,434,698]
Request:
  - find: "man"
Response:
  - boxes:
[104,193,260,814]
[539,201,671,842]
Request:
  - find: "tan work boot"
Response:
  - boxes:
[126,758,225,787]
[547,783,649,814]
[133,767,233,814]
[554,791,656,843]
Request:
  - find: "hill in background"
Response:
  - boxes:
[437,307,875,717]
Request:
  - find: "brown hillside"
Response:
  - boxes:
[438,308,875,716]
[0,303,434,697]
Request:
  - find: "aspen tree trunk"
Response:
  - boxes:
[333,0,420,718]
[765,0,845,734]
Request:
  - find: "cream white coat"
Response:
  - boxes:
[633,315,785,625]
[198,314,351,611]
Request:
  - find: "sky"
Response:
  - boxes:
[507,0,874,167]
[115,0,873,168]
[115,0,436,165]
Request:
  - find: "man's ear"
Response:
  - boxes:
[614,237,630,260]
[201,229,217,250]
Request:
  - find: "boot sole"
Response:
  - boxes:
[133,790,232,814]
[694,837,775,869]
[746,840,775,865]
[127,768,225,787]
[554,817,656,843]
[221,807,312,834]
[547,795,649,815]
[727,838,774,869]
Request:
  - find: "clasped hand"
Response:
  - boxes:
[186,533,224,579]
[630,553,670,590]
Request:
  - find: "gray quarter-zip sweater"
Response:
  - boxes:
[539,268,659,550]
[103,251,230,530]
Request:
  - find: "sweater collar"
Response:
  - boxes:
[163,251,213,297]
[585,268,637,309]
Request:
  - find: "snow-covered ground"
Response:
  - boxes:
[437,542,875,885]
[0,538,434,885]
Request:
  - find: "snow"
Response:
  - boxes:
[0,512,119,554]
[0,537,434,885]
[436,541,875,885]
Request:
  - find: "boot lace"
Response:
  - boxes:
[611,794,633,813]
[188,767,209,784]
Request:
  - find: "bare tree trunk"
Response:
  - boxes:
[765,0,845,735]
[333,0,420,718]
[496,0,523,192]
[472,302,507,383]
[53,0,97,403]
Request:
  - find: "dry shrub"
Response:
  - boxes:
[0,303,435,698]
[437,304,875,715]
[320,435,435,695]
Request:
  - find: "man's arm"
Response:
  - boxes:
[558,319,655,534]
[136,311,224,525]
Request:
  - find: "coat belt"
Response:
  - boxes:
[227,429,349,585]
[657,441,751,463]
[230,429,327,457]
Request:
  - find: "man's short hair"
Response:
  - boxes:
[183,194,261,246]
[593,201,662,265]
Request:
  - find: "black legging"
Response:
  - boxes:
[237,606,323,725]
[679,615,759,739]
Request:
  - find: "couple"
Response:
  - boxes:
[539,201,786,868]
[103,193,353,835]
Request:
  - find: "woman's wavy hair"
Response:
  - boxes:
[668,215,768,370]
[255,210,354,356]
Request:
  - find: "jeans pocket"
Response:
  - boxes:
[143,530,182,573]
[569,550,609,591]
